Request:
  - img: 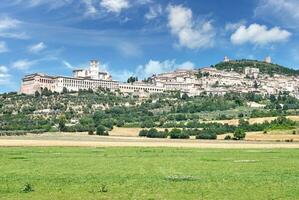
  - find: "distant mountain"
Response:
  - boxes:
[213,59,299,76]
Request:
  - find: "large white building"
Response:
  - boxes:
[20,60,166,95]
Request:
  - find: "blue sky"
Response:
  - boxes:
[0,0,299,92]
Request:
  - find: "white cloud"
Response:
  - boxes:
[81,0,98,16]
[225,20,246,31]
[0,65,11,86]
[177,61,195,70]
[11,0,96,17]
[145,4,163,20]
[255,0,299,29]
[14,0,73,9]
[0,66,8,74]
[167,5,215,49]
[11,59,36,70]
[8,0,150,19]
[0,16,20,30]
[62,60,75,69]
[28,42,46,54]
[0,41,9,53]
[100,0,130,13]
[136,59,196,78]
[0,16,28,39]
[231,24,291,45]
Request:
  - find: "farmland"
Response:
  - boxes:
[1,147,299,200]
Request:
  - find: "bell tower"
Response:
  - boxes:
[89,60,99,79]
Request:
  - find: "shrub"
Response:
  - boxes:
[292,130,297,135]
[140,120,155,128]
[224,135,232,140]
[99,184,108,193]
[164,129,169,134]
[58,115,67,131]
[233,129,246,140]
[196,131,217,140]
[21,183,34,193]
[102,119,114,131]
[169,128,189,139]
[146,128,166,138]
[96,126,108,136]
[116,120,125,127]
[139,129,148,137]
[88,130,94,135]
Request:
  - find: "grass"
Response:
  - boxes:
[1,147,299,199]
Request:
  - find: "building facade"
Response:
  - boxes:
[20,60,165,95]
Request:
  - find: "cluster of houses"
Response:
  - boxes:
[20,58,299,98]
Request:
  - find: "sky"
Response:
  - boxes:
[0,0,299,93]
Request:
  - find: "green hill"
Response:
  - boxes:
[213,59,299,76]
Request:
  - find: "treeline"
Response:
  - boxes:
[214,60,299,76]
[139,117,297,140]
[0,115,52,131]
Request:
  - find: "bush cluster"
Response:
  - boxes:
[196,131,217,140]
[139,128,166,138]
[169,129,189,139]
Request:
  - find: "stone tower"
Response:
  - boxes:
[89,60,100,80]
[265,56,272,64]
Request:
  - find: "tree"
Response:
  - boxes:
[196,129,217,140]
[254,81,258,89]
[88,130,95,135]
[34,91,40,97]
[127,76,138,83]
[139,129,148,137]
[96,125,108,135]
[233,129,246,140]
[58,115,67,131]
[102,119,114,130]
[116,120,125,127]
[169,128,189,139]
[270,94,276,103]
[62,87,68,94]
[181,93,189,100]
[79,117,94,127]
[41,87,52,96]
[141,119,155,128]
[93,111,105,125]
[146,128,166,138]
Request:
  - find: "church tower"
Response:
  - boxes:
[89,60,100,80]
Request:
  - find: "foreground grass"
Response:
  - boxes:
[0,148,299,199]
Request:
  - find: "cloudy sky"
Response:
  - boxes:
[0,0,298,92]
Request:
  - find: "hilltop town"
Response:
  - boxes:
[20,57,299,99]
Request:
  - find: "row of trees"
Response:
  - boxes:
[138,117,297,140]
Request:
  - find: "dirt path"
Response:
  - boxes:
[1,133,299,149]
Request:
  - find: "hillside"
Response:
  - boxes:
[213,59,299,76]
[1,90,299,137]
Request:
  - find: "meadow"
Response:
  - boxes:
[0,147,299,199]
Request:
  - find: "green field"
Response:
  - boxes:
[1,147,299,200]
